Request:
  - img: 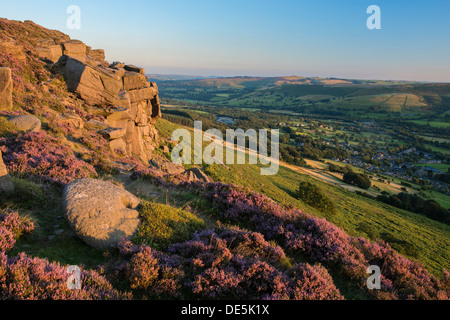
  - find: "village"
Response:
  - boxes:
[277,119,450,195]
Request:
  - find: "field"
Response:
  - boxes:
[312,93,428,113]
[414,163,450,171]
[408,120,450,128]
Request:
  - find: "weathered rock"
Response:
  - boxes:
[0,150,14,194]
[62,40,87,62]
[57,113,84,129]
[184,167,212,182]
[135,104,148,126]
[64,57,122,106]
[36,38,57,47]
[89,49,105,62]
[85,55,103,68]
[100,127,127,140]
[0,67,13,111]
[127,87,158,104]
[107,67,126,78]
[86,119,109,129]
[110,62,125,69]
[161,162,185,175]
[0,42,27,62]
[116,90,131,109]
[8,115,41,132]
[148,125,158,140]
[60,45,160,162]
[62,178,141,250]
[149,82,158,90]
[124,64,145,74]
[129,101,145,121]
[125,121,144,157]
[150,94,162,119]
[109,138,127,154]
[105,106,130,129]
[36,44,63,63]
[149,155,185,175]
[123,72,149,91]
[149,156,164,168]
[160,145,169,154]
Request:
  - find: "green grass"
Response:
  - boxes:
[424,144,450,155]
[0,116,19,137]
[133,201,205,250]
[417,135,450,144]
[414,163,450,171]
[423,190,450,210]
[155,117,184,139]
[408,120,450,128]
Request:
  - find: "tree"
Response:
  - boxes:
[295,181,336,214]
[343,172,371,189]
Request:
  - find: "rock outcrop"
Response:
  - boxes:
[62,178,141,250]
[150,156,186,175]
[36,38,161,163]
[0,67,12,111]
[35,45,63,63]
[0,150,14,194]
[184,167,213,182]
[7,115,41,132]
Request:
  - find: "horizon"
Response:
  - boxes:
[147,73,448,84]
[1,0,450,82]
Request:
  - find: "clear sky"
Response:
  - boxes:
[1,0,450,81]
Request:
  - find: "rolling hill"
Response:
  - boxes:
[157,76,450,116]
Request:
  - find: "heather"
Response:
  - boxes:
[0,252,131,300]
[77,130,121,174]
[117,226,344,300]
[130,164,183,188]
[203,162,450,277]
[0,131,97,186]
[0,209,34,252]
[0,18,70,113]
[355,237,450,300]
[177,181,450,300]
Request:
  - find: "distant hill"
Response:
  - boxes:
[157,75,424,88]
[147,74,217,82]
[157,76,450,116]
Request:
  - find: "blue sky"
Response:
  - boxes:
[1,0,450,81]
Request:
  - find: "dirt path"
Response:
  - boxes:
[280,161,380,197]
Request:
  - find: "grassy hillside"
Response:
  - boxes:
[204,162,450,276]
[155,119,450,276]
